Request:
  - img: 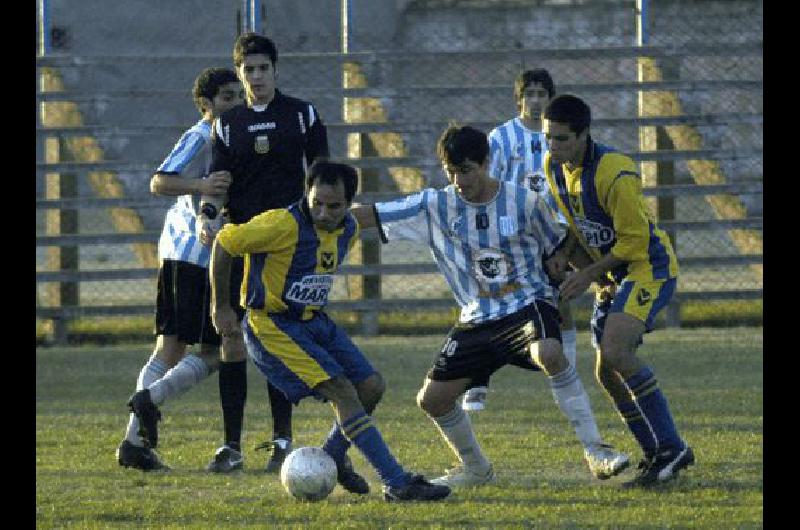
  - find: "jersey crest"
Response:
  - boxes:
[473,248,509,285]
[319,250,336,271]
[254,134,270,154]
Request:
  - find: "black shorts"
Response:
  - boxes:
[427,299,562,382]
[155,260,220,345]
[155,260,246,345]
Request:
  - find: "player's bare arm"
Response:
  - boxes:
[544,232,578,283]
[560,252,625,301]
[149,170,232,197]
[209,238,239,336]
[350,204,378,230]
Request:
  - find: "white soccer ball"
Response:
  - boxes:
[279,447,338,502]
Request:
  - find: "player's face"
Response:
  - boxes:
[543,119,587,166]
[443,159,490,203]
[519,82,550,123]
[237,54,276,105]
[210,81,245,117]
[309,179,349,232]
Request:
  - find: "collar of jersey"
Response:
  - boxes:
[250,89,282,112]
[452,180,502,207]
[580,135,597,168]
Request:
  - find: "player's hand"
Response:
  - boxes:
[544,252,569,284]
[212,305,239,337]
[202,171,233,195]
[199,220,218,246]
[559,269,594,301]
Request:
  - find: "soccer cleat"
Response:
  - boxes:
[255,438,291,473]
[429,463,496,488]
[383,474,451,502]
[336,454,370,495]
[622,445,695,488]
[116,440,169,471]
[584,443,631,480]
[461,386,488,412]
[206,445,244,473]
[127,389,161,449]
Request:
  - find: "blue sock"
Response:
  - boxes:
[341,412,409,488]
[321,421,350,465]
[624,366,684,453]
[616,400,658,457]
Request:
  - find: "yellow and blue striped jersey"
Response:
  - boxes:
[544,138,678,283]
[216,200,359,320]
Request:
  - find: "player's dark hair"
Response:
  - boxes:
[514,68,556,106]
[306,160,359,203]
[192,67,239,114]
[233,32,278,67]
[544,94,592,136]
[436,123,489,166]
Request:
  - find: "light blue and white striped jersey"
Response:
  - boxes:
[156,118,216,267]
[489,117,564,221]
[375,181,566,324]
[488,117,548,191]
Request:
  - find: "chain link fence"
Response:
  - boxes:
[36,0,762,343]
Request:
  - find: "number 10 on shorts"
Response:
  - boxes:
[441,338,459,357]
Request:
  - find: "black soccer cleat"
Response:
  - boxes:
[127,389,161,449]
[622,445,695,488]
[383,474,451,502]
[116,440,169,471]
[336,454,370,495]
[255,438,291,473]
[206,445,244,473]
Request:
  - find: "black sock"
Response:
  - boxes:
[219,360,247,452]
[267,381,293,441]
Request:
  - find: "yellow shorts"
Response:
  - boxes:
[591,278,676,349]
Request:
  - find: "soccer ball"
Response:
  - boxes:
[279,447,338,502]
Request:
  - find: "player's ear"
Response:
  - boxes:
[198,97,213,116]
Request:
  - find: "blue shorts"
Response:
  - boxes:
[590,277,676,350]
[242,310,376,404]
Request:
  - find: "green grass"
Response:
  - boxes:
[36,327,763,528]
[36,299,762,345]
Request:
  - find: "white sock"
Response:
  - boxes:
[431,406,491,470]
[124,353,168,446]
[548,363,603,448]
[147,353,211,406]
[561,327,577,368]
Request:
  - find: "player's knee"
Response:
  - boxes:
[220,334,246,362]
[416,385,442,415]
[198,346,221,373]
[417,383,456,417]
[356,372,385,412]
[154,336,185,367]
[533,339,568,375]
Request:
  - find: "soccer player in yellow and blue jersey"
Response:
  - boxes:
[542,94,694,487]
[209,160,450,502]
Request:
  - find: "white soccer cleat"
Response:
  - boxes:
[584,443,631,480]
[429,463,496,488]
[461,386,488,412]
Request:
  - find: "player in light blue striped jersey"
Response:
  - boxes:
[460,69,582,413]
[352,124,629,486]
[117,68,243,471]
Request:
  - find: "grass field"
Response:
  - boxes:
[36,327,763,529]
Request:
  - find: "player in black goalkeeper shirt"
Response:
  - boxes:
[202,32,329,474]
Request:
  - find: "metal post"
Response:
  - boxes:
[637,0,680,327]
[39,0,51,55]
[242,0,251,32]
[342,0,379,336]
